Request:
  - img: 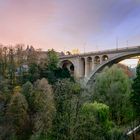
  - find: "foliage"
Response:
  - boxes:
[6,86,29,139]
[52,79,82,140]
[30,78,55,139]
[107,127,126,140]
[0,44,139,140]
[131,64,140,118]
[74,102,112,140]
[82,102,110,123]
[92,65,133,125]
[40,50,72,84]
[22,81,33,101]
[47,49,59,71]
[22,81,34,115]
[27,63,40,83]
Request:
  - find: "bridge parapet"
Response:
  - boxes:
[60,46,140,59]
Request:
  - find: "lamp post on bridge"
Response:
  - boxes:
[116,36,119,50]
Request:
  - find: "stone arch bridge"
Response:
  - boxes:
[59,46,140,85]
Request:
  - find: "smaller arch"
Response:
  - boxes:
[102,55,109,61]
[66,51,71,55]
[87,57,92,62]
[94,56,100,64]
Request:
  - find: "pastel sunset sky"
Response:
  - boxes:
[0,0,140,53]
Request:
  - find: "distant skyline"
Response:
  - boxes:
[0,0,140,53]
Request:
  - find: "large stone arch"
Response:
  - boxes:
[102,55,109,61]
[60,60,75,76]
[94,56,100,65]
[86,50,140,86]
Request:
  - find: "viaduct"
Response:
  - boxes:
[59,46,140,85]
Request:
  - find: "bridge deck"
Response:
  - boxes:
[60,46,140,59]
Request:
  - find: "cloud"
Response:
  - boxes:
[0,0,140,51]
[47,0,140,46]
[0,0,56,46]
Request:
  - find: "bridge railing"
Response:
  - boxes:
[60,46,140,59]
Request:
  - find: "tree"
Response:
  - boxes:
[30,78,55,139]
[0,46,4,76]
[8,48,16,88]
[6,86,29,140]
[47,49,59,71]
[15,44,25,84]
[55,67,72,80]
[39,49,59,84]
[52,79,82,140]
[107,127,126,140]
[22,81,33,102]
[26,45,38,64]
[92,65,132,125]
[2,46,8,78]
[75,102,112,140]
[39,49,72,84]
[19,63,40,85]
[131,64,140,119]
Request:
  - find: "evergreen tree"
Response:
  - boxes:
[47,49,59,71]
[6,86,29,139]
[8,48,16,88]
[30,78,55,139]
[22,81,34,137]
[22,81,33,103]
[131,64,140,119]
[28,63,40,83]
[53,79,82,140]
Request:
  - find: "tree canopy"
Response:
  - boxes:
[92,65,133,125]
[131,64,140,119]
